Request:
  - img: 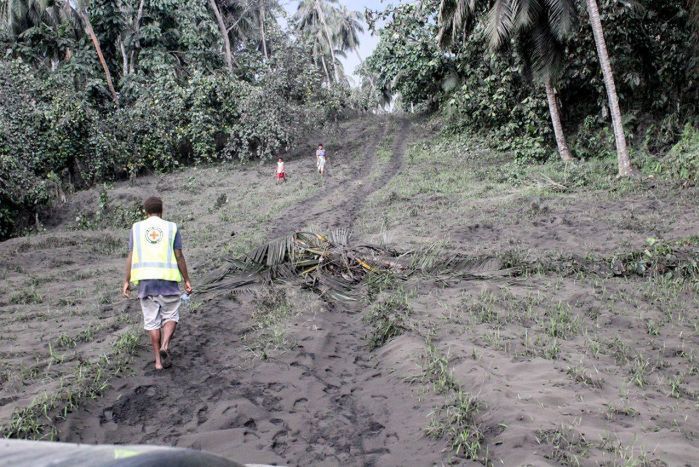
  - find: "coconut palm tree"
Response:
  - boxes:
[437,0,635,175]
[2,0,118,103]
[295,0,340,82]
[2,0,61,37]
[208,0,234,71]
[516,3,576,162]
[334,5,363,64]
[438,0,575,162]
[2,0,73,69]
[583,0,632,176]
[63,0,118,104]
[308,26,346,84]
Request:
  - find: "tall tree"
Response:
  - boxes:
[258,0,267,58]
[438,0,575,162]
[3,0,118,102]
[208,0,234,72]
[64,0,118,104]
[249,0,281,60]
[206,0,280,71]
[583,0,633,176]
[116,0,145,76]
[296,0,340,82]
[438,0,634,172]
[334,5,363,64]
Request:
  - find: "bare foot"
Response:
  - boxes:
[155,363,164,370]
[159,349,172,368]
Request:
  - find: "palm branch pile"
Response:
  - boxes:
[200,229,400,301]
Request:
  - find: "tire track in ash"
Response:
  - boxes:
[231,117,430,465]
[58,118,444,465]
[337,117,410,229]
[268,117,391,238]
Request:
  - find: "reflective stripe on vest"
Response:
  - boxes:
[130,217,182,284]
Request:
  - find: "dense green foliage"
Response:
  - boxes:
[364,0,697,161]
[0,0,365,239]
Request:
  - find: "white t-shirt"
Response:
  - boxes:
[277,161,285,173]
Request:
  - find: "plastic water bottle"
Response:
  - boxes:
[180,292,191,310]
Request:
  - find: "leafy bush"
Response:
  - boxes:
[661,125,699,184]
[73,185,144,231]
[0,46,354,240]
[365,0,697,163]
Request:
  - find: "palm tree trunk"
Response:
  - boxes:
[315,1,339,83]
[130,0,145,72]
[320,54,331,84]
[82,13,118,104]
[135,0,145,28]
[544,79,573,162]
[691,0,699,75]
[259,5,268,59]
[118,36,128,76]
[208,0,233,72]
[585,0,633,176]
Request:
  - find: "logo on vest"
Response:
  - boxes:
[145,226,163,244]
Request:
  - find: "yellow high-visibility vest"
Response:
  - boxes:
[130,216,182,283]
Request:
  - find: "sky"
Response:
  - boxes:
[280,0,392,86]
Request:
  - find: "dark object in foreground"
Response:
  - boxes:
[0,439,245,467]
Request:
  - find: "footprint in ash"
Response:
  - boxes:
[292,397,309,412]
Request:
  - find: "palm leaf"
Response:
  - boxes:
[437,0,478,48]
[202,230,400,302]
[545,0,576,40]
[514,0,543,29]
[329,227,351,246]
[486,0,515,51]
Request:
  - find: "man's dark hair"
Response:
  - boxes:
[318,143,323,147]
[143,196,163,215]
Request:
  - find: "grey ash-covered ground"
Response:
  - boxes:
[1,116,698,466]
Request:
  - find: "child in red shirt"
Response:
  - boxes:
[276,158,286,184]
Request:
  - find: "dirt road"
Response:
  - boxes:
[56,118,450,466]
[5,115,698,466]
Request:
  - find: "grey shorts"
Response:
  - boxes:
[140,295,181,331]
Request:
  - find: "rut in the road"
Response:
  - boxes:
[57,118,445,466]
[269,118,409,237]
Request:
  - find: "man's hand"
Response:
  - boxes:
[122,281,131,298]
[184,280,193,295]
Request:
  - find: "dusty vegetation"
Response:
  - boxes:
[1,116,698,465]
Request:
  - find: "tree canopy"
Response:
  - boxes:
[363,0,697,165]
[0,0,369,239]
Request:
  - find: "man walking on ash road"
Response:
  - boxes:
[316,143,327,176]
[122,197,193,370]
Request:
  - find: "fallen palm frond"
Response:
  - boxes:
[200,229,399,301]
[199,230,529,302]
[529,173,569,192]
